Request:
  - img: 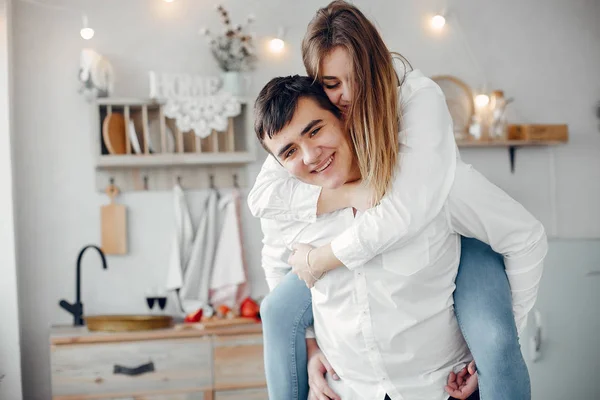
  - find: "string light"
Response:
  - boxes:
[269,27,286,54]
[431,14,446,30]
[430,10,491,104]
[269,38,285,53]
[475,94,490,108]
[164,0,175,2]
[80,15,94,40]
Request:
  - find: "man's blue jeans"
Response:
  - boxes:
[259,238,531,400]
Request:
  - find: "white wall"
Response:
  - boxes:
[0,0,23,399]
[10,0,600,399]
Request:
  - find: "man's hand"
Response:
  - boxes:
[445,360,478,399]
[345,180,376,212]
[288,243,320,288]
[307,346,341,400]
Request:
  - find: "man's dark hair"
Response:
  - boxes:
[254,75,341,153]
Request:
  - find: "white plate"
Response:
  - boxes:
[148,117,176,153]
[127,120,142,154]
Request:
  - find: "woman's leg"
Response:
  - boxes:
[260,271,313,400]
[454,237,531,400]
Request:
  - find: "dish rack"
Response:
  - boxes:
[93,98,256,191]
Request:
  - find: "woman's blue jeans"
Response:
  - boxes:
[259,238,531,400]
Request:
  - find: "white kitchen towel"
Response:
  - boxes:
[233,189,251,305]
[165,184,194,292]
[209,191,247,309]
[179,189,219,314]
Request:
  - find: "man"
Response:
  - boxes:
[253,75,546,400]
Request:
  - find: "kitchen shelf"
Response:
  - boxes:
[97,152,255,168]
[456,139,567,172]
[92,97,256,191]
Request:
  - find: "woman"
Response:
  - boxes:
[250,2,539,399]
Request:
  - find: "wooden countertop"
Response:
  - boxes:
[50,322,262,345]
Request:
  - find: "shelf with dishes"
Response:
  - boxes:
[455,124,569,172]
[431,75,569,173]
[93,98,255,191]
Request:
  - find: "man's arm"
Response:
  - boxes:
[260,218,292,291]
[448,160,548,334]
[248,156,355,223]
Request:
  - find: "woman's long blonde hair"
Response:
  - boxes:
[301,0,411,203]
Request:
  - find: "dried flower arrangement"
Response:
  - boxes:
[201,6,257,72]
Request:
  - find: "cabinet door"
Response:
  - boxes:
[213,334,265,390]
[214,388,268,400]
[521,240,600,399]
[51,338,212,398]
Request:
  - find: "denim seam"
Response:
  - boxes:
[289,297,313,400]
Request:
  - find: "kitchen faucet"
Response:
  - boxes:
[59,245,108,326]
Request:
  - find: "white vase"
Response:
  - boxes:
[221,71,244,97]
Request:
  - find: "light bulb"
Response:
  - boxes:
[269,38,285,53]
[431,15,446,30]
[80,27,94,40]
[164,0,175,2]
[80,15,94,40]
[475,94,490,108]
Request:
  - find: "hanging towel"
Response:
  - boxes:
[179,189,219,314]
[233,189,251,305]
[165,184,194,292]
[209,191,248,309]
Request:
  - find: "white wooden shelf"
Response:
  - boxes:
[457,139,565,148]
[97,152,255,168]
[93,98,256,191]
[457,139,567,172]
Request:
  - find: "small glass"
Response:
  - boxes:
[145,287,158,313]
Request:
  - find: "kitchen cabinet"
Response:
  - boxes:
[521,240,600,399]
[50,324,266,400]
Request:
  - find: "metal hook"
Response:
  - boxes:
[109,177,115,185]
[233,174,239,188]
[177,176,182,186]
[143,176,149,191]
[209,174,215,189]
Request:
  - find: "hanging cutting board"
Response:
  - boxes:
[101,184,128,255]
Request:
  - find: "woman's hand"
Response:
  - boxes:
[444,360,478,399]
[288,243,321,288]
[307,340,341,400]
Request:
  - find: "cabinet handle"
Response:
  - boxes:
[113,361,155,376]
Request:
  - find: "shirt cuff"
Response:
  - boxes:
[305,326,316,339]
[331,225,373,270]
[290,184,321,223]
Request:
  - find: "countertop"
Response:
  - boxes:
[50,321,262,345]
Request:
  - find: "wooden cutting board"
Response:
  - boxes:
[174,317,258,331]
[101,184,127,255]
[102,113,127,155]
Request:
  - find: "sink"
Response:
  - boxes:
[85,315,173,332]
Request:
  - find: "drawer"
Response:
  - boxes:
[213,334,265,389]
[214,388,268,400]
[51,338,212,398]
